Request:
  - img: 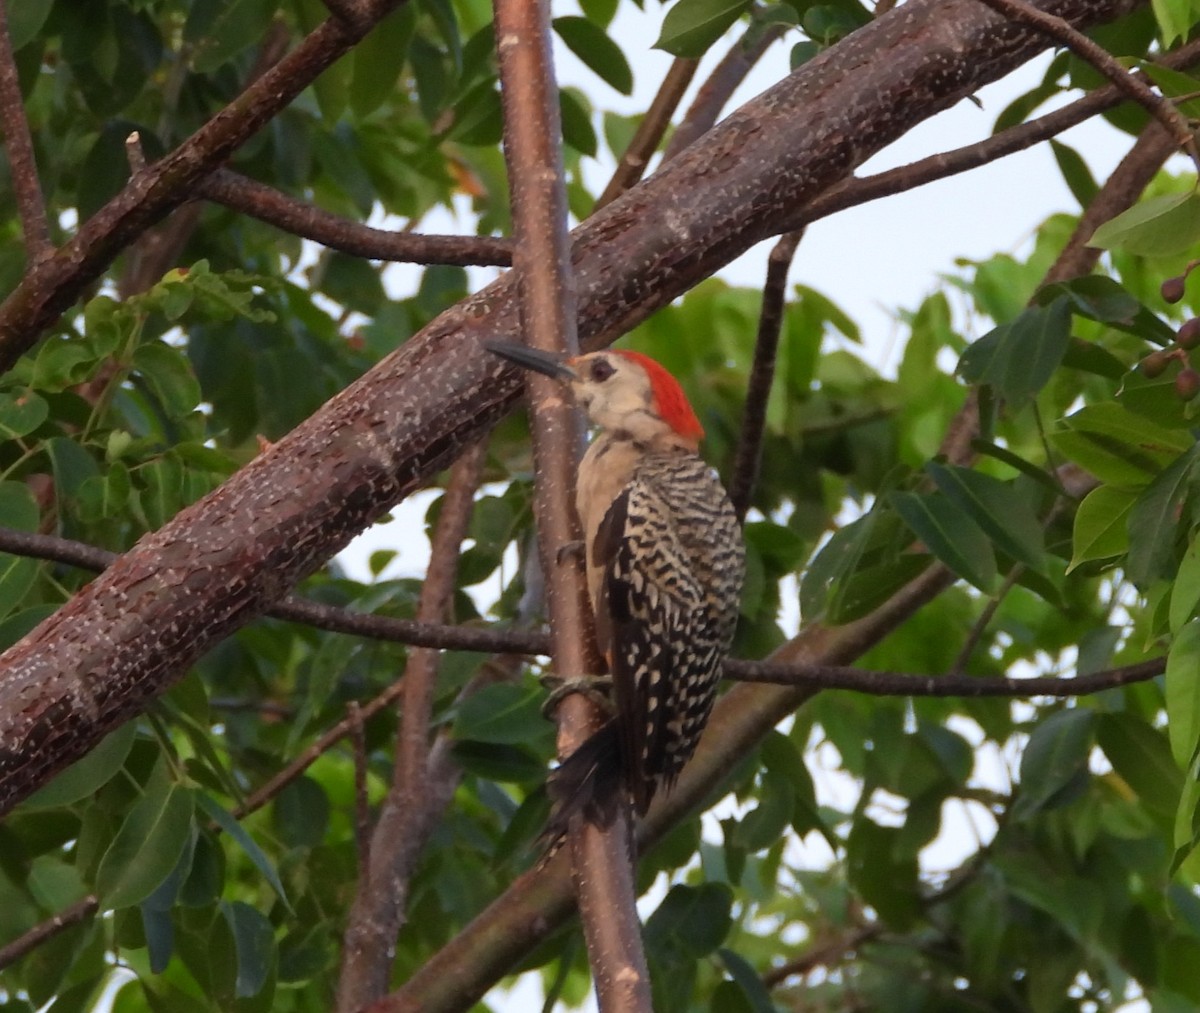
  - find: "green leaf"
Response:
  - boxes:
[96,778,195,910]
[1069,485,1137,570]
[1151,0,1198,44]
[0,390,49,439]
[197,793,291,911]
[1049,139,1099,209]
[1014,708,1093,819]
[716,948,776,1013]
[1051,402,1193,486]
[1098,713,1182,820]
[655,0,750,57]
[1090,188,1200,257]
[453,683,546,744]
[1127,446,1200,585]
[23,722,138,810]
[1173,537,1200,633]
[1168,622,1200,769]
[350,5,417,118]
[957,298,1071,403]
[644,883,733,956]
[190,0,276,72]
[553,17,633,95]
[132,343,202,418]
[222,901,275,998]
[926,462,1046,572]
[890,490,997,593]
[9,0,55,50]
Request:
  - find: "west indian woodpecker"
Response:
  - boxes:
[486,342,745,854]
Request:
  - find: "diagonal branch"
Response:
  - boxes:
[338,441,487,1011]
[0,0,1139,822]
[199,170,513,266]
[0,0,412,371]
[972,0,1200,172]
[0,0,51,265]
[663,23,787,161]
[595,57,700,209]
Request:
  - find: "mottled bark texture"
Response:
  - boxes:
[0,0,1140,813]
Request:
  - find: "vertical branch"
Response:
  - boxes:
[492,0,651,1006]
[337,441,487,1012]
[595,57,699,209]
[0,0,52,265]
[729,230,802,522]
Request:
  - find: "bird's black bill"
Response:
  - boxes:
[484,340,576,381]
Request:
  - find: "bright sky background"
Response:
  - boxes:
[333,6,1157,1009]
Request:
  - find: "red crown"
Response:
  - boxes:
[612,350,704,442]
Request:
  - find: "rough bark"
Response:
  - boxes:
[0,0,1140,813]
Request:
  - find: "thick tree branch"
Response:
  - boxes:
[595,57,699,209]
[789,36,1200,233]
[0,0,1139,820]
[663,24,787,161]
[493,0,650,1004]
[0,0,411,370]
[973,0,1200,171]
[0,526,545,655]
[729,230,802,522]
[338,441,486,1011]
[0,0,51,265]
[198,170,513,266]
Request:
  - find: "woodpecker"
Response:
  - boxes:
[485,341,745,848]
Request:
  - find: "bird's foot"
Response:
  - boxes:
[540,673,613,719]
[556,539,585,566]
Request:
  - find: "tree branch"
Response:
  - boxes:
[338,441,486,1011]
[595,57,699,209]
[0,0,1139,821]
[729,230,802,522]
[493,0,650,1003]
[972,0,1200,172]
[0,0,412,371]
[0,526,546,655]
[0,0,52,264]
[198,170,513,267]
[663,23,787,161]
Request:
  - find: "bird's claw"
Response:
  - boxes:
[540,673,613,719]
[556,540,585,566]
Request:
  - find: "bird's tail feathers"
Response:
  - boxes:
[538,721,626,864]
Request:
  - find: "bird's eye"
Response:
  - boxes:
[589,359,615,382]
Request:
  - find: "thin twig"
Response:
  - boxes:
[124,131,147,176]
[0,896,99,971]
[0,0,414,370]
[973,0,1200,172]
[348,701,370,875]
[728,656,1164,696]
[0,0,52,264]
[338,441,486,1011]
[0,526,545,655]
[664,24,786,161]
[595,57,699,209]
[763,924,882,988]
[199,169,513,267]
[729,230,802,522]
[786,37,1200,233]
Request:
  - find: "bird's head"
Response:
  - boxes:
[486,341,704,448]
